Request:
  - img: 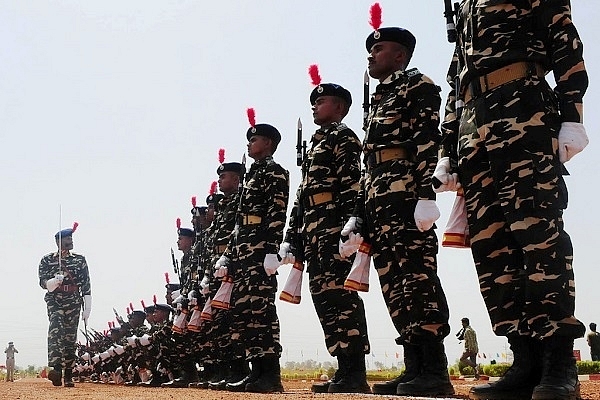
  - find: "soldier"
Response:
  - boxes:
[38,222,92,387]
[214,111,289,393]
[458,318,479,379]
[279,71,370,393]
[437,2,588,399]
[4,342,18,382]
[341,7,453,396]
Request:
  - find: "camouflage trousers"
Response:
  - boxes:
[229,254,282,360]
[458,77,584,339]
[364,162,450,344]
[44,291,81,369]
[305,223,370,357]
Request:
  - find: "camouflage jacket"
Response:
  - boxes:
[355,68,441,219]
[441,0,587,158]
[226,156,289,258]
[463,326,479,353]
[38,251,91,297]
[178,252,194,296]
[286,123,361,242]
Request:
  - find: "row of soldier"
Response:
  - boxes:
[42,2,589,399]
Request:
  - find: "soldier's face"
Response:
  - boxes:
[312,96,343,126]
[56,236,74,251]
[177,235,193,251]
[368,41,405,80]
[218,171,239,194]
[247,135,271,160]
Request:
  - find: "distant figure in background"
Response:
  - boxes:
[587,323,600,361]
[38,223,92,387]
[458,318,479,379]
[5,341,18,382]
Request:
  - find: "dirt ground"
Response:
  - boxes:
[1,378,599,400]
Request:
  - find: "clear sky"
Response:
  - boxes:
[1,0,599,369]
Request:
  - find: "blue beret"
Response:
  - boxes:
[191,206,208,217]
[178,228,195,238]
[310,83,352,107]
[128,310,146,319]
[154,303,173,313]
[55,228,74,239]
[206,193,224,205]
[246,123,281,145]
[165,283,180,291]
[143,304,156,314]
[366,27,416,54]
[217,162,244,176]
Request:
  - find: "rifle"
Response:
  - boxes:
[362,70,370,129]
[170,248,180,283]
[112,307,125,326]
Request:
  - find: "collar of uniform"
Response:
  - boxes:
[53,250,72,258]
[250,155,273,169]
[377,69,406,87]
[313,122,347,143]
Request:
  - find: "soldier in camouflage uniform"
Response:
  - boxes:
[341,27,453,397]
[162,226,199,387]
[39,223,92,387]
[437,2,588,399]
[280,82,370,394]
[214,121,289,393]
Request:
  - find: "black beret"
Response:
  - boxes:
[143,304,156,314]
[217,162,244,176]
[154,303,173,313]
[206,193,224,205]
[165,283,180,291]
[246,123,281,145]
[178,228,195,238]
[55,228,74,239]
[366,27,416,54]
[310,83,352,107]
[191,206,208,217]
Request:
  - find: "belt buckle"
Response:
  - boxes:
[62,284,69,292]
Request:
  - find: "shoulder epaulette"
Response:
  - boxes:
[406,68,421,77]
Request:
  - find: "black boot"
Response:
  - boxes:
[208,362,229,390]
[328,353,371,393]
[372,344,421,395]
[470,336,542,400]
[48,365,63,387]
[190,363,215,388]
[245,355,284,393]
[311,354,349,393]
[139,370,168,387]
[162,362,198,388]
[63,369,75,388]
[226,359,261,392]
[125,371,141,386]
[396,341,454,396]
[532,337,580,400]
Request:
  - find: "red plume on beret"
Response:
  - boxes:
[126,307,130,315]
[308,64,321,86]
[129,302,134,311]
[164,272,170,284]
[369,3,382,31]
[176,217,181,229]
[218,148,225,164]
[141,299,146,309]
[191,196,197,207]
[247,108,256,128]
[72,222,79,233]
[210,181,218,195]
[153,294,157,305]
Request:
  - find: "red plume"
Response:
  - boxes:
[191,196,197,207]
[247,108,256,128]
[164,272,170,284]
[210,181,217,195]
[129,302,134,311]
[103,329,107,336]
[369,3,382,31]
[176,217,181,229]
[308,64,321,86]
[141,299,146,309]
[153,294,157,305]
[72,222,79,233]
[218,148,226,164]
[126,307,130,315]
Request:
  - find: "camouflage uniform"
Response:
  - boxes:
[441,1,587,398]
[286,122,370,357]
[227,155,289,360]
[38,251,91,370]
[357,68,450,344]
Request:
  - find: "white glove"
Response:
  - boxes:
[278,242,295,265]
[263,253,280,276]
[339,232,364,258]
[214,266,228,278]
[100,351,111,360]
[170,289,181,299]
[558,122,588,163]
[45,277,62,292]
[433,157,461,193]
[107,347,117,356]
[114,345,125,355]
[188,290,197,306]
[92,355,100,364]
[138,334,151,346]
[82,294,92,323]
[172,295,184,305]
[200,276,210,295]
[81,352,91,362]
[126,336,138,347]
[414,199,441,232]
[341,217,363,236]
[213,255,230,277]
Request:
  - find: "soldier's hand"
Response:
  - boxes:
[278,242,295,265]
[414,200,441,232]
[138,334,151,346]
[559,122,589,163]
[341,216,363,236]
[339,232,363,258]
[433,157,461,193]
[82,294,92,323]
[200,276,210,295]
[126,336,138,347]
[45,277,62,292]
[54,273,65,282]
[214,266,228,278]
[263,254,280,276]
